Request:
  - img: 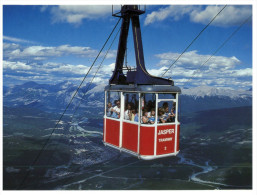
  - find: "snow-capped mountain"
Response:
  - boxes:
[3,81,252,114]
[180,86,252,113]
[182,86,252,99]
[3,81,104,113]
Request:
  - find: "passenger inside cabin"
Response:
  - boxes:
[142,110,149,124]
[111,100,120,119]
[158,107,166,123]
[170,102,176,122]
[106,102,113,117]
[157,102,176,123]
[164,106,172,122]
[124,103,132,120]
[148,108,155,124]
[131,108,139,122]
[162,102,168,110]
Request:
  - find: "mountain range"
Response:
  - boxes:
[3,81,252,114]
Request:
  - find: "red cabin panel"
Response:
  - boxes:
[177,124,180,152]
[139,126,155,155]
[105,118,120,147]
[156,124,176,155]
[122,122,138,152]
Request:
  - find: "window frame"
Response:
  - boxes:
[140,93,157,126]
[123,92,139,124]
[104,91,179,126]
[105,90,121,120]
[157,93,178,126]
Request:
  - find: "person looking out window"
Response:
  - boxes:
[111,100,120,119]
[106,102,112,117]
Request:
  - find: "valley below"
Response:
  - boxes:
[3,106,252,190]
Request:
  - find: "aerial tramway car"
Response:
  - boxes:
[103,5,181,160]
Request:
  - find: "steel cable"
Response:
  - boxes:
[161,5,227,77]
[17,17,121,189]
[181,14,252,88]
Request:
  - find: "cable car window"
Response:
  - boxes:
[106,91,121,119]
[158,93,176,100]
[158,100,176,123]
[124,93,139,122]
[141,93,156,125]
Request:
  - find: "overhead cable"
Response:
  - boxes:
[182,14,252,88]
[18,17,121,189]
[162,5,227,77]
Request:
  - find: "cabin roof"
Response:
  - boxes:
[105,84,181,93]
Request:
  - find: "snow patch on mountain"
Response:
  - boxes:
[86,100,104,107]
[24,100,41,106]
[5,89,13,96]
[86,83,106,99]
[87,83,106,94]
[60,81,74,89]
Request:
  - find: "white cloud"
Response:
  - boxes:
[56,45,97,56]
[147,66,168,77]
[173,67,203,78]
[48,5,117,25]
[3,42,20,50]
[147,65,203,79]
[3,59,116,82]
[144,5,252,27]
[3,60,32,70]
[173,65,252,89]
[97,63,115,76]
[3,57,252,90]
[190,5,252,27]
[103,50,117,59]
[3,36,36,44]
[230,68,252,77]
[153,49,251,89]
[3,42,98,61]
[155,50,241,71]
[3,40,118,86]
[3,41,252,90]
[144,5,196,26]
[43,63,90,75]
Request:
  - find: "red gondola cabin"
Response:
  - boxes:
[103,5,181,160]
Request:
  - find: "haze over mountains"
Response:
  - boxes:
[3,81,252,114]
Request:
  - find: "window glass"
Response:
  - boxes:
[106,91,121,119]
[141,93,156,125]
[124,93,139,122]
[157,100,176,123]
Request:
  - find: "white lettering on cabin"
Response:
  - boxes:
[158,129,174,135]
[158,137,173,142]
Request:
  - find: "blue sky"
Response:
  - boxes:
[3,4,253,90]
